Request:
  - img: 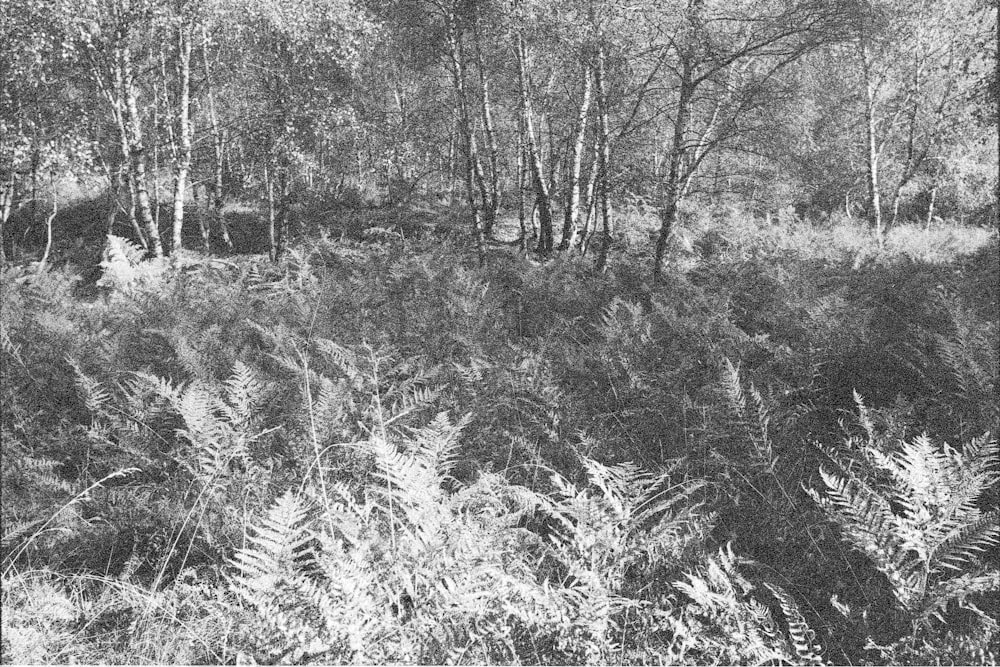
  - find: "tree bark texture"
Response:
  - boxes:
[517,111,528,253]
[560,62,593,251]
[202,25,232,250]
[121,45,162,257]
[653,57,693,281]
[579,141,599,256]
[857,25,884,245]
[171,21,194,256]
[266,163,277,261]
[447,9,485,263]
[472,19,501,236]
[594,43,613,272]
[516,32,553,254]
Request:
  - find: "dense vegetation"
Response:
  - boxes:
[2,209,998,664]
[2,0,999,664]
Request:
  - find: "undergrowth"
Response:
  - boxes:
[2,216,997,664]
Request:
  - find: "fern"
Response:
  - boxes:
[231,490,316,589]
[721,357,776,469]
[68,357,112,417]
[129,364,267,500]
[0,325,24,367]
[935,301,997,412]
[763,582,824,666]
[222,361,264,430]
[810,411,1000,628]
[227,405,610,664]
[673,545,803,665]
[97,234,168,295]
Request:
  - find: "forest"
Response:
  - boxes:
[2,0,999,663]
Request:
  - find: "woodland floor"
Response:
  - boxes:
[2,200,998,665]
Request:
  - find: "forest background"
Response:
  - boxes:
[2,0,999,664]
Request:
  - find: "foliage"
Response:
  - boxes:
[2,213,997,664]
[809,397,1000,662]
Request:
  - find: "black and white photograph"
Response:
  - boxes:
[2,0,998,663]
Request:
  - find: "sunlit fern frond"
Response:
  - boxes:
[367,438,447,540]
[809,467,911,597]
[674,545,791,665]
[852,391,877,445]
[314,338,363,390]
[229,490,347,662]
[131,370,186,408]
[176,382,226,443]
[67,357,111,417]
[763,582,824,666]
[310,375,351,439]
[230,490,315,588]
[918,571,1000,627]
[721,357,775,466]
[579,456,649,520]
[631,471,706,530]
[408,411,470,482]
[97,235,145,290]
[224,361,264,428]
[811,417,1000,616]
[384,383,438,428]
[0,326,24,367]
[929,511,1000,575]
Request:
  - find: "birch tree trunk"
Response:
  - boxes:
[579,141,599,255]
[446,9,485,262]
[560,61,593,251]
[171,20,194,256]
[104,55,146,248]
[122,44,162,257]
[265,163,277,261]
[151,88,161,232]
[472,20,500,236]
[858,30,884,246]
[0,171,14,262]
[594,43,613,272]
[515,32,553,254]
[194,183,210,252]
[517,110,528,254]
[202,25,232,250]
[653,57,693,281]
[925,183,938,227]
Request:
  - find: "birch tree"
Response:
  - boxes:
[649,0,847,280]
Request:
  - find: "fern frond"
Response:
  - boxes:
[231,490,315,587]
[579,456,647,519]
[764,583,824,666]
[721,358,775,465]
[225,361,263,427]
[314,338,363,389]
[1,326,24,367]
[930,511,1000,573]
[131,371,186,407]
[409,412,470,481]
[814,467,899,563]
[918,571,1000,627]
[177,383,224,442]
[384,387,435,426]
[631,473,705,529]
[67,357,111,416]
[812,415,1000,620]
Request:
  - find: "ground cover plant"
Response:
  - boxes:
[2,202,997,664]
[2,1,998,661]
